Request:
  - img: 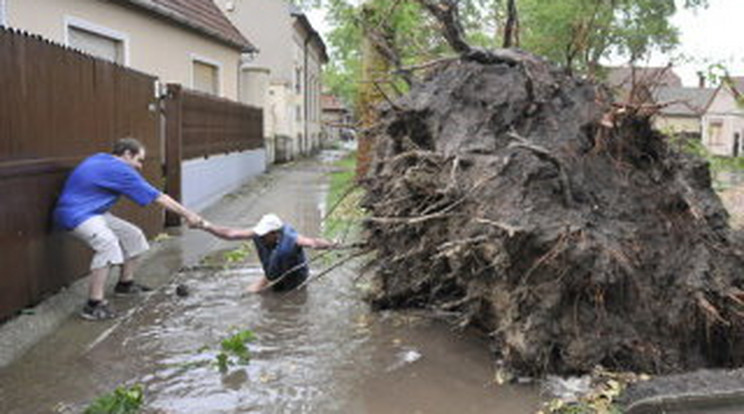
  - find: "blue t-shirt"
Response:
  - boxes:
[253,225,309,291]
[53,153,161,230]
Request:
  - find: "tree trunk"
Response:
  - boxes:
[503,0,519,48]
[356,2,392,179]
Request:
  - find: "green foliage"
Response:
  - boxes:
[520,0,707,73]
[84,384,144,414]
[221,330,255,360]
[223,242,252,265]
[216,329,256,372]
[324,151,365,240]
[215,352,230,373]
[315,0,708,108]
[670,135,744,190]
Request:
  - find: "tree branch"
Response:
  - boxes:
[503,0,519,48]
[415,0,472,55]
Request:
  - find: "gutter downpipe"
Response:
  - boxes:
[304,35,310,156]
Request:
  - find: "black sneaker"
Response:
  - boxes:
[114,281,153,296]
[80,301,117,321]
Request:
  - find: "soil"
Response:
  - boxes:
[360,49,744,376]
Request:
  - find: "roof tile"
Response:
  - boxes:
[654,87,716,116]
[120,0,254,51]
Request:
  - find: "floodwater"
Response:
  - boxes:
[0,152,541,413]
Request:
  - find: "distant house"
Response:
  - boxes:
[606,66,682,103]
[652,86,715,139]
[321,93,354,144]
[4,0,255,100]
[701,76,744,157]
[215,0,329,163]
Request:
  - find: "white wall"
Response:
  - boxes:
[703,87,744,156]
[182,149,266,212]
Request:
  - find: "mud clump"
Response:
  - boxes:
[176,283,190,297]
[361,49,744,376]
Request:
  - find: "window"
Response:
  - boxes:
[295,67,303,94]
[708,121,723,145]
[0,0,7,26]
[192,58,220,96]
[65,17,127,64]
[296,105,302,122]
[308,76,315,121]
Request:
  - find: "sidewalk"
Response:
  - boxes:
[0,163,284,368]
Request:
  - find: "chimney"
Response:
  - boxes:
[697,71,706,88]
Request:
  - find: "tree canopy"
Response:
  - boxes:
[302,0,708,109]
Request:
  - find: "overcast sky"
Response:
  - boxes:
[307,0,744,87]
[651,0,744,86]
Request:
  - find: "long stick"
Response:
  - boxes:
[287,249,370,294]
[260,243,368,292]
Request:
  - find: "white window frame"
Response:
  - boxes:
[64,15,130,65]
[707,119,724,146]
[190,53,223,97]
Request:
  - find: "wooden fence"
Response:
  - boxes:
[163,84,263,225]
[0,28,161,321]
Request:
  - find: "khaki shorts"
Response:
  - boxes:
[71,213,150,270]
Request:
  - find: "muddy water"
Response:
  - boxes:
[0,154,540,413]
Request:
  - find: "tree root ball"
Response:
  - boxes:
[361,49,744,376]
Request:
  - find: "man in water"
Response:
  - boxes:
[200,214,335,292]
[53,137,203,320]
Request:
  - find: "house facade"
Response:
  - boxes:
[321,93,354,144]
[702,77,744,157]
[216,0,328,162]
[4,0,254,100]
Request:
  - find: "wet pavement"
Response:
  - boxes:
[0,153,541,413]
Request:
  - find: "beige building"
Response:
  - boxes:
[216,0,328,162]
[321,93,353,144]
[3,0,254,100]
[702,77,744,157]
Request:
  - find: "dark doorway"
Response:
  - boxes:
[734,133,740,157]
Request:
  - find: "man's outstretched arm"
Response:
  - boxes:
[155,194,202,227]
[296,235,337,249]
[200,221,256,240]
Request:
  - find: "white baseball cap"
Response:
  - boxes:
[253,214,283,236]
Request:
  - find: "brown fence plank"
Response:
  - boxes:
[164,84,183,226]
[180,89,263,160]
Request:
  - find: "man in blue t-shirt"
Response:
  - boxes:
[200,214,336,292]
[54,138,203,321]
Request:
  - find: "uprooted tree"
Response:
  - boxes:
[358,3,744,377]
